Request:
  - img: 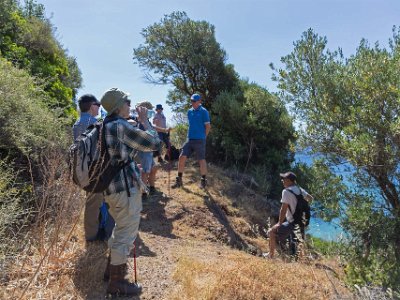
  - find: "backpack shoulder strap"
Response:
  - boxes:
[285,186,303,198]
[285,187,301,214]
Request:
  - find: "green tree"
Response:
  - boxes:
[273,27,400,290]
[211,80,295,196]
[133,11,238,111]
[0,0,82,117]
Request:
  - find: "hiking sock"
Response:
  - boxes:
[200,175,207,188]
[172,173,183,188]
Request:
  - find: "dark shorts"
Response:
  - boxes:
[276,221,295,244]
[181,139,206,160]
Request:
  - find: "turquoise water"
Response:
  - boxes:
[295,151,347,241]
[307,217,344,241]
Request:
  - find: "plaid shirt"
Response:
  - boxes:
[72,112,98,141]
[104,117,160,195]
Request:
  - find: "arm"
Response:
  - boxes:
[278,203,289,225]
[119,121,160,152]
[153,124,170,133]
[301,187,314,202]
[305,194,314,202]
[203,109,211,137]
[205,123,211,137]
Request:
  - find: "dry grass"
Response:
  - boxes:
[170,245,351,300]
[0,148,99,300]
[1,156,353,299]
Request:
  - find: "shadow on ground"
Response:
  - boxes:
[181,183,253,253]
[140,192,179,239]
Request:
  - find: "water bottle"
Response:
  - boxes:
[130,108,155,119]
[147,110,155,119]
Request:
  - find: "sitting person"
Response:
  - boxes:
[266,171,313,258]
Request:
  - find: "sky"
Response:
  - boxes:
[38,0,400,122]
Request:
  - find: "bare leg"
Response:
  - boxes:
[172,155,187,188]
[198,159,207,176]
[268,228,277,258]
[177,155,187,173]
[149,167,158,187]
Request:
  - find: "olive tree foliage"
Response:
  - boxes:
[211,80,296,197]
[273,27,400,290]
[0,0,82,117]
[133,11,238,111]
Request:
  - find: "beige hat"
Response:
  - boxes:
[136,100,154,110]
[100,88,130,114]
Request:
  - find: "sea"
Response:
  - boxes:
[295,151,347,241]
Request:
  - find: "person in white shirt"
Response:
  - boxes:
[153,104,171,163]
[266,171,313,258]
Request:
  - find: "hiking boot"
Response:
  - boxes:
[171,176,183,189]
[107,264,142,296]
[199,178,207,189]
[104,258,127,282]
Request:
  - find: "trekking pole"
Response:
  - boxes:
[167,131,171,197]
[133,239,137,284]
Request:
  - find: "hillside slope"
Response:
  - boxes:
[4,163,351,299]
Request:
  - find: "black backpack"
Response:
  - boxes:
[164,145,180,161]
[69,117,129,194]
[286,188,311,228]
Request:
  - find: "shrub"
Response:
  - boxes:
[0,159,31,260]
[0,58,71,269]
[0,58,70,159]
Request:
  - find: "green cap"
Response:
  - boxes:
[100,88,130,114]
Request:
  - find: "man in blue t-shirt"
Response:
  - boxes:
[72,94,105,241]
[172,93,211,189]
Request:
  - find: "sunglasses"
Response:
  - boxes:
[125,99,131,106]
[92,102,101,107]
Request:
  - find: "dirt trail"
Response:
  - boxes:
[78,166,241,300]
[6,164,351,300]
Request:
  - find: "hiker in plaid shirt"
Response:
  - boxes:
[100,87,160,296]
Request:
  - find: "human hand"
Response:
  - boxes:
[271,223,280,233]
[136,106,148,123]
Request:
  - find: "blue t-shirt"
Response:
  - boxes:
[187,105,210,140]
[72,112,97,141]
